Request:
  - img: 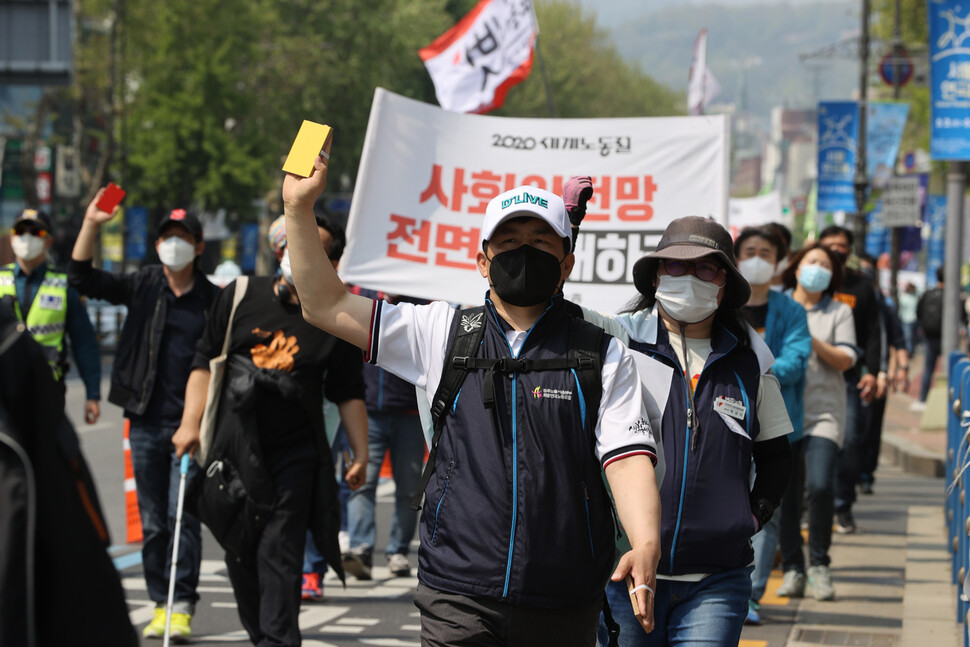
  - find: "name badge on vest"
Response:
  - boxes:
[714,396,746,420]
[39,294,64,311]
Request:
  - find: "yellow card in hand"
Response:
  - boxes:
[282,120,332,177]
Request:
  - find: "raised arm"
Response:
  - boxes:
[281,142,374,350]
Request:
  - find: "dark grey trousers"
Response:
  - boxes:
[414,583,602,647]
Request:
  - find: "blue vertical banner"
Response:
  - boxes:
[927,194,947,285]
[124,206,148,262]
[929,0,970,159]
[239,223,259,273]
[867,102,910,187]
[817,101,859,212]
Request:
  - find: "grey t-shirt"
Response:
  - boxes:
[801,295,858,448]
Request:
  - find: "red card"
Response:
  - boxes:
[95,182,126,213]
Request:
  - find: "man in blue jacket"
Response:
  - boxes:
[69,190,219,642]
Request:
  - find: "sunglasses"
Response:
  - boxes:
[661,259,725,284]
[12,226,50,238]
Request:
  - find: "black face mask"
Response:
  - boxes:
[831,250,848,266]
[488,245,564,307]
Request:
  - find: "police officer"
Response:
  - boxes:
[1,209,101,423]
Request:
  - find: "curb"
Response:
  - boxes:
[881,431,946,478]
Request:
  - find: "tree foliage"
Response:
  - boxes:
[59,0,684,219]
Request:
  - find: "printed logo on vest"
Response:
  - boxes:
[39,294,64,311]
[460,312,484,332]
[532,386,573,401]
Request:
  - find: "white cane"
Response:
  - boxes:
[164,453,191,647]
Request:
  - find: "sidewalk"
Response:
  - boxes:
[739,463,961,647]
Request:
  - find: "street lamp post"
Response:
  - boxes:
[853,0,871,258]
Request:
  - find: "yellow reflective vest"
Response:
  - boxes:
[0,263,69,380]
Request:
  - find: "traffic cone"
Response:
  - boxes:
[123,419,143,543]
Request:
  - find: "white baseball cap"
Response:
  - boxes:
[481,186,571,252]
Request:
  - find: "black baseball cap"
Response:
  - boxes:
[157,208,203,241]
[632,216,751,309]
[13,209,54,233]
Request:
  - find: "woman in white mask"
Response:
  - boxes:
[774,243,858,604]
[733,227,812,624]
[581,216,795,647]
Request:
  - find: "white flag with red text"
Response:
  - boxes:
[687,28,721,116]
[419,0,537,114]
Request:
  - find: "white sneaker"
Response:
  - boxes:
[386,553,411,577]
[775,570,806,598]
[338,530,350,554]
[908,401,927,412]
[807,565,835,601]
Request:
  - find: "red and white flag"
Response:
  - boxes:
[687,28,721,116]
[419,0,537,114]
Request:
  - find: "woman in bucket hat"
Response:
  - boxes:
[564,185,793,647]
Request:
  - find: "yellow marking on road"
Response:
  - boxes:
[761,569,791,605]
[739,640,768,647]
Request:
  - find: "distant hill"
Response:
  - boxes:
[572,0,859,120]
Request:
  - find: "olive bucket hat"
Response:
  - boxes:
[632,216,751,310]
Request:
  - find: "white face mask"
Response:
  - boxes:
[738,256,776,286]
[655,274,721,324]
[279,248,293,284]
[11,234,47,262]
[157,237,196,271]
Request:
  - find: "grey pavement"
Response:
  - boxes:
[64,373,964,647]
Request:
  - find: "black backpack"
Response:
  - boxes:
[410,304,605,511]
[918,289,944,337]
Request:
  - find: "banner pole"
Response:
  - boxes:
[533,34,557,118]
[942,161,965,370]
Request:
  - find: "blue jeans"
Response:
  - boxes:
[834,380,862,512]
[347,411,424,555]
[902,321,918,355]
[781,435,839,570]
[598,566,752,647]
[750,510,780,602]
[128,423,202,611]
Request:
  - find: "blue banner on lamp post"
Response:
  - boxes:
[929,0,970,159]
[239,223,259,273]
[817,101,859,212]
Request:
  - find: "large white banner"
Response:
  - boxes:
[340,88,730,313]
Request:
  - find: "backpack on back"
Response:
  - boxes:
[410,304,604,510]
[918,289,944,337]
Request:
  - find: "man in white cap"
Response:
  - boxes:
[281,149,665,647]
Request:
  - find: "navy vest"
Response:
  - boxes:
[417,297,616,609]
[630,321,762,576]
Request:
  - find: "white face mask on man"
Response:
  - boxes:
[738,256,776,286]
[11,234,47,262]
[279,248,293,284]
[655,274,721,324]
[157,237,197,271]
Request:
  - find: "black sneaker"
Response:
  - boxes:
[858,481,874,495]
[342,547,373,581]
[835,509,857,534]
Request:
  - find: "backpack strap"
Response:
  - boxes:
[410,306,487,510]
[567,319,604,429]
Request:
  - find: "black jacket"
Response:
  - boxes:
[68,260,219,414]
[0,301,137,646]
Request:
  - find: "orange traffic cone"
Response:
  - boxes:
[123,419,143,543]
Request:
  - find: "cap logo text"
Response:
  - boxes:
[687,234,719,249]
[502,192,548,210]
